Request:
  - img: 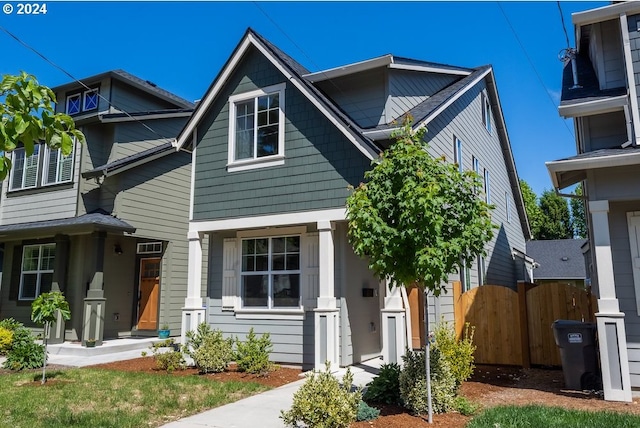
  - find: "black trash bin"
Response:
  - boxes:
[552,320,599,390]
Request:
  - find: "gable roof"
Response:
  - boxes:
[52,70,194,110]
[526,239,588,280]
[175,28,381,159]
[174,28,530,239]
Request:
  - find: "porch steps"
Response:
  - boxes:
[47,337,163,356]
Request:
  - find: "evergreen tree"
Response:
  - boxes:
[538,190,573,240]
[570,184,587,239]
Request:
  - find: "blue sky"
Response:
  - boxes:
[0,1,607,196]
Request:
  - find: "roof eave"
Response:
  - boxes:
[546,151,640,190]
[573,2,640,26]
[558,94,628,118]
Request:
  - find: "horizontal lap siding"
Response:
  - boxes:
[111,81,177,113]
[115,152,191,332]
[585,112,627,152]
[425,80,525,293]
[0,145,81,224]
[206,234,313,366]
[192,46,371,221]
[600,19,625,89]
[628,14,640,114]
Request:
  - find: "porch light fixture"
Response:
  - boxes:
[114,243,123,255]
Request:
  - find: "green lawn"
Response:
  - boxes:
[467,405,640,428]
[0,368,268,428]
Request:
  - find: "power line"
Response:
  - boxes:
[497,2,575,139]
[557,1,571,49]
[0,25,173,143]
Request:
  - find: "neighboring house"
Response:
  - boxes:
[526,239,588,287]
[0,70,194,346]
[176,29,530,370]
[546,2,640,402]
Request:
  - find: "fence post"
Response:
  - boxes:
[517,281,531,369]
[453,281,462,340]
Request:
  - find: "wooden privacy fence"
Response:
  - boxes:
[453,281,597,367]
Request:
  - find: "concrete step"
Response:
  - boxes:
[47,337,165,357]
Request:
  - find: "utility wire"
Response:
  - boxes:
[497,2,575,139]
[0,25,174,142]
[557,1,572,49]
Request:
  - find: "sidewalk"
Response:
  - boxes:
[161,359,382,428]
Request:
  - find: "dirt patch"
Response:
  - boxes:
[88,357,303,388]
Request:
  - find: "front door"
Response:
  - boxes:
[138,258,160,330]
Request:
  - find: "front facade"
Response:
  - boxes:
[547,2,640,402]
[0,71,193,345]
[178,29,529,369]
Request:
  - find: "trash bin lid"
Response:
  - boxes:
[552,319,595,328]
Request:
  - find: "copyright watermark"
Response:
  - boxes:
[3,4,13,14]
[3,3,48,14]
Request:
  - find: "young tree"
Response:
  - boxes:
[538,190,573,240]
[0,72,85,180]
[346,118,495,422]
[519,179,543,239]
[347,118,495,296]
[31,291,71,384]
[570,184,587,239]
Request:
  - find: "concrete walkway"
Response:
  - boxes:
[161,359,383,428]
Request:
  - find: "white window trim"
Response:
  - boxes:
[18,243,55,301]
[239,233,303,311]
[41,144,75,187]
[137,242,163,254]
[9,147,40,191]
[482,92,492,134]
[83,88,99,111]
[66,93,81,115]
[506,192,512,223]
[454,136,463,172]
[227,83,286,172]
[484,169,491,204]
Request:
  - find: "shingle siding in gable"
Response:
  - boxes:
[425,79,526,288]
[192,46,372,221]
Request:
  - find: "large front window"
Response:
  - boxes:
[241,236,300,308]
[228,83,285,171]
[19,244,55,300]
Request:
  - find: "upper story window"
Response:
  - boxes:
[19,243,55,300]
[484,168,491,204]
[506,192,512,223]
[241,235,300,309]
[10,144,75,191]
[66,88,99,115]
[482,92,491,134]
[228,83,285,172]
[454,136,463,172]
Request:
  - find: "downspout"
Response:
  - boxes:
[620,13,640,146]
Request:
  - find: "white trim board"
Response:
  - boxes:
[189,208,346,232]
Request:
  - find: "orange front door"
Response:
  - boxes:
[138,258,160,330]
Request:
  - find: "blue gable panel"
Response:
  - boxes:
[192,45,372,221]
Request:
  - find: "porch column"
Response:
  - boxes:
[314,220,339,370]
[381,281,407,365]
[181,231,205,345]
[82,232,106,346]
[589,200,632,402]
[48,234,70,344]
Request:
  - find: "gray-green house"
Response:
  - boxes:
[0,70,193,345]
[176,29,530,369]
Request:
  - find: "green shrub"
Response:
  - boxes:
[149,339,185,373]
[399,348,456,414]
[185,323,234,374]
[356,400,380,421]
[3,326,45,370]
[280,362,361,428]
[235,328,273,375]
[0,317,21,331]
[363,362,401,405]
[434,319,476,388]
[452,396,480,416]
[0,327,13,355]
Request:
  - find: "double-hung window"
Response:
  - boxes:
[19,244,55,300]
[241,235,300,308]
[228,83,285,171]
[10,146,40,190]
[484,169,491,204]
[10,144,75,190]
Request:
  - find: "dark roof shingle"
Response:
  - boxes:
[526,239,588,280]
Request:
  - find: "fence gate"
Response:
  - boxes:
[453,281,597,367]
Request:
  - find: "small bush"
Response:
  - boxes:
[280,362,361,428]
[185,323,233,374]
[452,396,480,416]
[0,327,13,355]
[356,400,380,421]
[149,339,186,373]
[363,362,401,405]
[235,328,273,375]
[399,348,456,414]
[0,318,21,331]
[3,326,45,370]
[434,319,476,389]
